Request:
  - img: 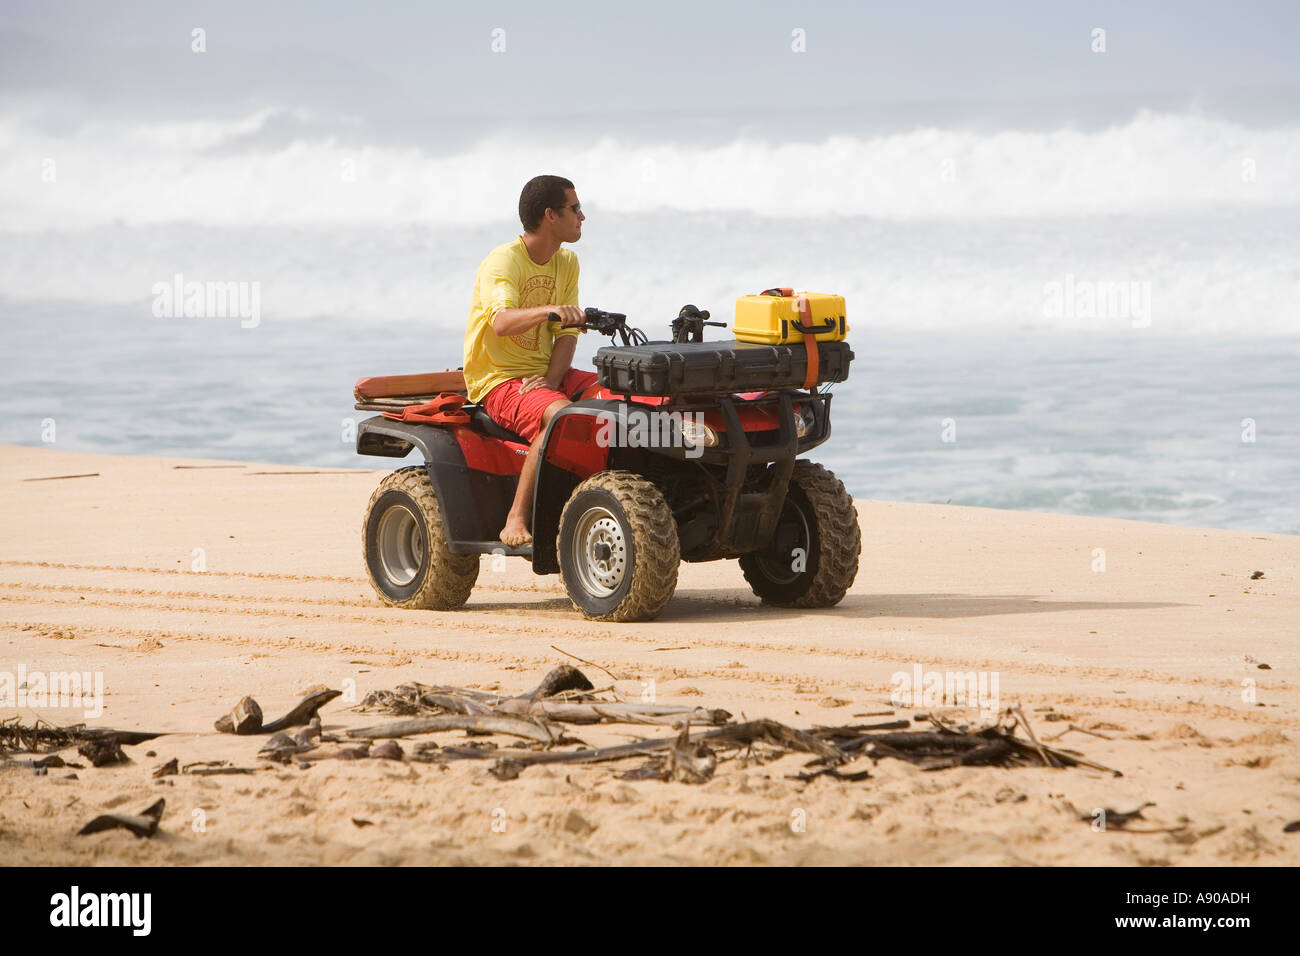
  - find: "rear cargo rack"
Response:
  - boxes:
[354,394,459,413]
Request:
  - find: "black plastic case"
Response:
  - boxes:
[593,339,853,396]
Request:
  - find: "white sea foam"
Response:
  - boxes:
[1,106,1296,335]
[1,209,1296,335]
[2,107,1297,229]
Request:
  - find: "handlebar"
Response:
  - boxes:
[547,307,628,334]
[546,303,728,347]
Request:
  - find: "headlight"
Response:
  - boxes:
[795,405,816,438]
[680,420,718,448]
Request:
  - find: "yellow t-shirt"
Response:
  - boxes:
[462,237,580,404]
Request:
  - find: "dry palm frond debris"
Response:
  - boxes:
[337,666,1119,784]
[0,716,163,757]
[348,664,729,737]
[7,667,1119,796]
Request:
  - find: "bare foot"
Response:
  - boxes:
[500,518,532,547]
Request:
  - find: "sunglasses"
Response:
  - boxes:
[554,202,581,215]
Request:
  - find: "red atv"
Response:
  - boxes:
[354,307,860,622]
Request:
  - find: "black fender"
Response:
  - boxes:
[530,399,628,574]
[357,416,454,461]
[356,416,517,551]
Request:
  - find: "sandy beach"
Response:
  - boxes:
[1,442,1296,866]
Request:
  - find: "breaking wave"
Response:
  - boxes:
[0,107,1296,229]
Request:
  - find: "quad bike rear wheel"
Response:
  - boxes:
[739,461,859,608]
[558,470,680,622]
[363,466,478,610]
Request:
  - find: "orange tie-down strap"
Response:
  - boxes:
[354,369,467,402]
[761,289,819,390]
[380,392,471,425]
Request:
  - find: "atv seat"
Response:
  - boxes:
[467,406,529,445]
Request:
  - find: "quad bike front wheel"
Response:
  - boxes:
[558,470,680,622]
[739,461,860,608]
[363,466,478,610]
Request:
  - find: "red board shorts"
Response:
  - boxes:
[482,368,600,442]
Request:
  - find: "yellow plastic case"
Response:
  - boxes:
[733,291,848,345]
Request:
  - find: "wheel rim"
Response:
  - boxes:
[753,497,812,585]
[572,505,628,598]
[377,502,424,587]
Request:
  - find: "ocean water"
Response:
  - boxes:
[1,105,1297,534]
[3,302,1296,535]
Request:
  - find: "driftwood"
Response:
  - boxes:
[0,718,164,755]
[848,725,1121,776]
[293,745,371,763]
[258,688,340,733]
[78,798,165,838]
[345,714,560,745]
[215,689,341,735]
[422,694,493,715]
[523,665,594,700]
[497,699,731,726]
[815,720,911,738]
[357,667,595,719]
[487,719,843,780]
[188,766,257,776]
[222,666,1123,786]
[215,696,262,734]
[411,742,498,763]
[354,667,725,733]
[79,727,165,747]
[790,766,873,783]
[1013,706,1057,768]
[473,710,1120,784]
[356,684,499,716]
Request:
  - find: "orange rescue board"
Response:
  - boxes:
[354,370,467,401]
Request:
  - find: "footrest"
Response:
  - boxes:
[446,540,533,558]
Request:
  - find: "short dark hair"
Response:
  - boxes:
[519,175,575,232]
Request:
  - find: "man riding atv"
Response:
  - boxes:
[462,174,594,546]
[355,186,860,622]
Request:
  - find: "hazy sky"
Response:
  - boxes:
[3,0,1297,131]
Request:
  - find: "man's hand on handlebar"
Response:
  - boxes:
[550,305,585,329]
[544,306,640,343]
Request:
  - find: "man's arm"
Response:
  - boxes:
[518,330,579,395]
[544,334,577,388]
[492,304,585,337]
[491,306,551,337]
